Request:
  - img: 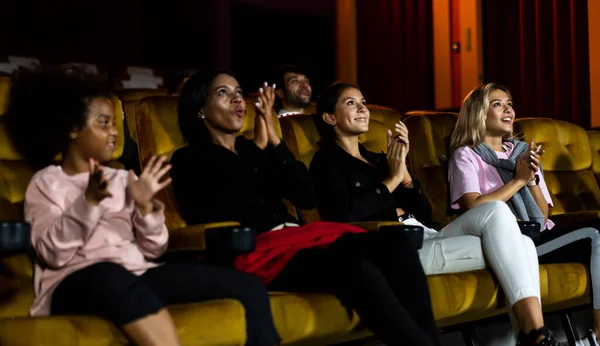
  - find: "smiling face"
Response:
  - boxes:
[69,97,118,163]
[325,87,369,139]
[281,72,312,109]
[201,73,246,134]
[485,88,515,137]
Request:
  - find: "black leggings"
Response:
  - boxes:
[269,231,440,346]
[536,219,600,310]
[51,262,280,346]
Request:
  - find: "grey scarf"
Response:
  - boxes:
[472,139,545,230]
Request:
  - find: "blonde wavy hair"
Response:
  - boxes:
[449,83,513,151]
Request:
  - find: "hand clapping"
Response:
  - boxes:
[127,156,172,215]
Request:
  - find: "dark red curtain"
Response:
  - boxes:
[483,0,590,128]
[356,0,434,113]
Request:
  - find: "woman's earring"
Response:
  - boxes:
[201,115,206,119]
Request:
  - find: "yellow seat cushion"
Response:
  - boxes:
[427,270,498,322]
[0,241,590,344]
[0,300,246,346]
[0,293,361,346]
[434,263,590,328]
[542,263,590,306]
[0,256,359,346]
[270,292,359,343]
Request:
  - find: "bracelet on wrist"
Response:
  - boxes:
[527,175,540,187]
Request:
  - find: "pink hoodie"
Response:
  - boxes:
[24,165,168,316]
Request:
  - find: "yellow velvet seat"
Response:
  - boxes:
[403,112,459,225]
[589,130,600,186]
[515,118,600,227]
[117,89,169,143]
[403,112,592,320]
[368,104,403,126]
[0,76,11,117]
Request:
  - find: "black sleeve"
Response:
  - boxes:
[170,148,250,225]
[267,142,317,210]
[392,180,433,221]
[309,151,396,222]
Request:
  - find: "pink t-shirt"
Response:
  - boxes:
[448,142,555,230]
[25,165,168,316]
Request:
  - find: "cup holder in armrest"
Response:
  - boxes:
[0,222,31,259]
[378,224,424,250]
[204,227,256,267]
[518,221,541,241]
[205,226,256,255]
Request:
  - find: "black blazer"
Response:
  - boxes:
[170,137,316,233]
[309,143,433,224]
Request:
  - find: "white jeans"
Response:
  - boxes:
[405,201,541,307]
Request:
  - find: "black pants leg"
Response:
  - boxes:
[51,262,163,326]
[536,218,600,265]
[269,232,439,346]
[51,262,280,346]
[141,263,280,346]
[536,220,600,311]
[331,231,441,346]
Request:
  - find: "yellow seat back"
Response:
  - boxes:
[280,113,393,168]
[589,131,600,185]
[404,112,459,224]
[118,89,169,142]
[515,118,600,215]
[370,104,402,126]
[0,77,11,116]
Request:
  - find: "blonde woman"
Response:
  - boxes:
[449,83,600,346]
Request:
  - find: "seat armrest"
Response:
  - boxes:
[204,226,257,256]
[378,224,424,250]
[350,221,404,232]
[518,221,541,241]
[352,221,424,250]
[0,222,30,259]
[550,211,600,230]
[166,221,240,253]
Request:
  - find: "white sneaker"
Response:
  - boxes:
[576,330,600,346]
